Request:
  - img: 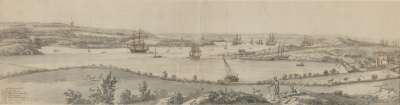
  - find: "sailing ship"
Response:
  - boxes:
[275,44,289,60]
[296,62,305,66]
[189,44,201,60]
[126,30,149,53]
[232,34,242,45]
[265,33,277,46]
[223,56,239,83]
[153,48,162,58]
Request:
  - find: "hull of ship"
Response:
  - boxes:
[265,42,277,46]
[189,56,201,60]
[129,49,148,53]
[153,55,162,58]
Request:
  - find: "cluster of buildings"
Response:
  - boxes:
[374,51,400,67]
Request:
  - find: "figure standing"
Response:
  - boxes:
[273,77,280,98]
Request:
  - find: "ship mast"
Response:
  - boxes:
[154,48,157,56]
[223,56,237,77]
[138,30,144,49]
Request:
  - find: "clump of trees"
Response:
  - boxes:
[118,81,157,105]
[167,92,185,105]
[207,89,269,104]
[64,72,162,105]
[281,68,339,80]
[64,89,91,105]
[64,72,117,105]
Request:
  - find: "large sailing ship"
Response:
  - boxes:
[126,30,149,53]
[232,34,242,45]
[189,44,201,60]
[275,44,289,60]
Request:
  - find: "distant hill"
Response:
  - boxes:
[0,22,156,38]
[0,22,158,49]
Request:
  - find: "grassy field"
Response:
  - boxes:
[0,66,398,105]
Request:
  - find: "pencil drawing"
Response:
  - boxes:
[0,0,399,105]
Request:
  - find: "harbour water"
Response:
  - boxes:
[0,46,344,82]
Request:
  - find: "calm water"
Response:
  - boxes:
[0,46,344,82]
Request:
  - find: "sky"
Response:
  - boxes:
[0,0,399,39]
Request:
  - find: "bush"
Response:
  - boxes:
[330,68,338,74]
[64,89,91,105]
[334,90,344,96]
[167,92,184,105]
[119,89,139,104]
[171,75,177,80]
[282,74,288,80]
[89,72,117,104]
[138,81,152,101]
[207,90,268,104]
[323,70,329,76]
[371,74,378,80]
[64,72,117,105]
[193,75,197,81]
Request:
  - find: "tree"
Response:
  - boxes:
[119,89,133,104]
[138,81,152,101]
[343,77,348,81]
[288,74,293,79]
[323,70,329,76]
[308,73,313,77]
[330,68,338,74]
[371,74,378,80]
[162,71,168,79]
[89,72,117,105]
[294,74,299,79]
[171,74,177,80]
[282,74,288,80]
[64,89,91,105]
[168,92,184,105]
[119,89,140,105]
[193,75,198,81]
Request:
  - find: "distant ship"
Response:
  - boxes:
[274,44,289,60]
[189,44,201,60]
[153,48,162,58]
[223,56,239,83]
[296,62,305,66]
[126,30,149,53]
[265,33,277,46]
[232,34,242,45]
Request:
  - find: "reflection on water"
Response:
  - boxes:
[0,46,344,82]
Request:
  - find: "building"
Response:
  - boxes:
[374,51,394,67]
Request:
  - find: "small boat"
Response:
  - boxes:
[296,62,305,66]
[223,56,239,83]
[153,48,162,58]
